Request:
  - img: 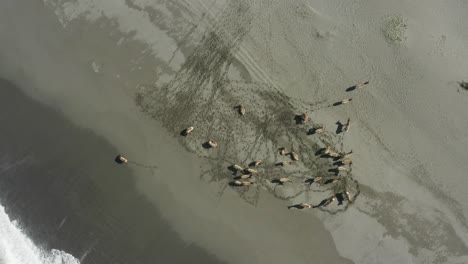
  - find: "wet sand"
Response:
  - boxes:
[0,66,351,264]
[0,79,223,263]
[0,1,352,263]
[1,0,468,263]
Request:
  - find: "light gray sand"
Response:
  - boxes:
[1,0,468,263]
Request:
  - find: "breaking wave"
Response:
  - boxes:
[0,204,80,264]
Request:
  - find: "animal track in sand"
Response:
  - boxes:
[134,0,359,212]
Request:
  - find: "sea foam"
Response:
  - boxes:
[0,204,80,264]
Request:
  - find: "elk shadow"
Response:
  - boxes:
[271,179,289,185]
[294,114,304,125]
[202,142,213,149]
[233,105,243,115]
[305,178,322,185]
[304,178,314,185]
[248,161,259,167]
[227,165,240,174]
[335,193,345,205]
[315,148,326,156]
[313,198,330,208]
[275,161,292,167]
[307,127,323,135]
[228,181,240,187]
[288,203,311,209]
[335,121,344,134]
[180,129,189,136]
[114,155,125,164]
[333,160,345,166]
[323,178,337,185]
[346,85,357,92]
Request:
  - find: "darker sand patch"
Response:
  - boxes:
[0,78,224,264]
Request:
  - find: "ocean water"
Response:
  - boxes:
[0,204,80,264]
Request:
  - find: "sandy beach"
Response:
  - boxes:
[0,80,223,263]
[0,0,467,263]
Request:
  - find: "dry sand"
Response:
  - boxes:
[1,0,467,263]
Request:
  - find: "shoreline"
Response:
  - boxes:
[0,79,224,263]
[1,0,467,263]
[0,1,353,263]
[0,77,352,264]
